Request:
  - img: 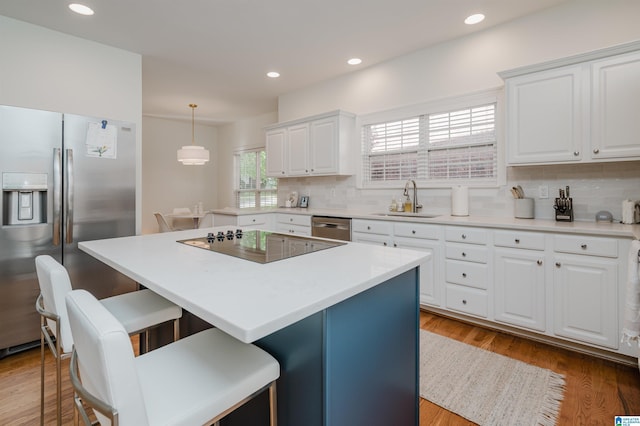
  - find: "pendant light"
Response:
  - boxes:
[177,103,210,165]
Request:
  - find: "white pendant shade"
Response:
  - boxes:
[177,145,209,165]
[177,103,209,165]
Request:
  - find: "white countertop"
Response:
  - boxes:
[79,228,428,343]
[211,207,640,239]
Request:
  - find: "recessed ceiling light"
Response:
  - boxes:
[347,58,362,66]
[68,3,94,15]
[267,71,280,78]
[464,13,485,25]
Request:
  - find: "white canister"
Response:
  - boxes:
[622,199,640,224]
[514,198,534,219]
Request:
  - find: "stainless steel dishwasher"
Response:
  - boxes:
[311,216,351,241]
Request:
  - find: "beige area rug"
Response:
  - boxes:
[420,330,566,426]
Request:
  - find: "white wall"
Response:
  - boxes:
[216,112,278,208]
[274,0,640,221]
[142,117,219,234]
[0,16,143,228]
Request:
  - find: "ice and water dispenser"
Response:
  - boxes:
[2,172,48,225]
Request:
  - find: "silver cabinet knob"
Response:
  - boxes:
[515,239,520,244]
[383,242,387,246]
[462,252,467,257]
[393,243,398,247]
[581,244,587,250]
[412,230,416,234]
[290,218,293,221]
[367,226,371,230]
[573,151,579,156]
[593,148,599,154]
[462,273,467,278]
[555,262,561,268]
[462,234,467,239]
[537,260,543,266]
[462,299,467,305]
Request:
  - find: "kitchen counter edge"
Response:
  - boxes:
[211,207,640,239]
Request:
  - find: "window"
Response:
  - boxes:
[235,149,277,208]
[362,99,497,187]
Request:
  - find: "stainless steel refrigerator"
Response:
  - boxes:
[0,105,137,357]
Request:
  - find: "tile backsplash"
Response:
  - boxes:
[278,161,640,222]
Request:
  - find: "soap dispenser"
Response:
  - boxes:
[404,195,412,213]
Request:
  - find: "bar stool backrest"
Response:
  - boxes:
[66,290,149,425]
[35,255,75,354]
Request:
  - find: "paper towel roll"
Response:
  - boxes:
[451,185,469,216]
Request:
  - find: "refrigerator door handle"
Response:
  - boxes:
[53,148,62,246]
[65,148,74,244]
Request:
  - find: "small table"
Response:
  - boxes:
[167,212,207,228]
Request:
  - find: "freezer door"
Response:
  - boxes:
[62,114,137,299]
[0,106,62,352]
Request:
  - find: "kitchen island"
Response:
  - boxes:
[79,227,428,426]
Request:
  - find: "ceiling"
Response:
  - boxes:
[0,0,569,125]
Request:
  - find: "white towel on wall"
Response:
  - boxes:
[622,239,640,346]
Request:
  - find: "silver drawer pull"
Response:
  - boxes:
[462,273,467,278]
[555,262,561,268]
[462,299,467,305]
[537,260,543,266]
[515,239,520,244]
[367,226,371,230]
[383,242,387,246]
[573,151,579,156]
[462,234,467,239]
[462,252,467,257]
[580,244,587,250]
[412,230,416,234]
[593,148,599,154]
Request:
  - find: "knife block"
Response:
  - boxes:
[554,197,574,222]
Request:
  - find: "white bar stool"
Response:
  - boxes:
[66,289,279,426]
[35,255,182,425]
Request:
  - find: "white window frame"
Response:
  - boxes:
[234,148,278,208]
[358,89,505,189]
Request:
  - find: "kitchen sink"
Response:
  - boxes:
[372,212,440,219]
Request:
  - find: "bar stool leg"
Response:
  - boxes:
[40,317,45,426]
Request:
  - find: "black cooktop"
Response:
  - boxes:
[177,229,346,264]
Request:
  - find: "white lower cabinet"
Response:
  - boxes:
[352,219,442,307]
[275,213,311,236]
[444,226,489,318]
[552,253,618,349]
[213,213,273,230]
[494,247,546,331]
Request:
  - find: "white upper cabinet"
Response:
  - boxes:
[265,110,355,177]
[265,127,287,176]
[590,51,640,159]
[504,66,584,164]
[500,42,640,166]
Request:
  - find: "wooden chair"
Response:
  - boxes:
[66,289,279,426]
[35,255,182,425]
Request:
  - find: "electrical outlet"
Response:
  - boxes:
[538,185,549,199]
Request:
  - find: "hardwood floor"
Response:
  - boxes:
[1,311,639,425]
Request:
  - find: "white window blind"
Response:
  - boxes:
[235,149,277,208]
[362,102,497,185]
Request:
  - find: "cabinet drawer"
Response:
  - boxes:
[445,226,488,245]
[445,243,488,263]
[494,230,545,250]
[393,222,440,240]
[237,214,269,227]
[276,213,310,227]
[445,260,488,289]
[553,235,618,258]
[446,284,488,318]
[352,219,392,236]
[276,223,310,236]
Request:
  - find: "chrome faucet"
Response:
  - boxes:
[403,180,422,213]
